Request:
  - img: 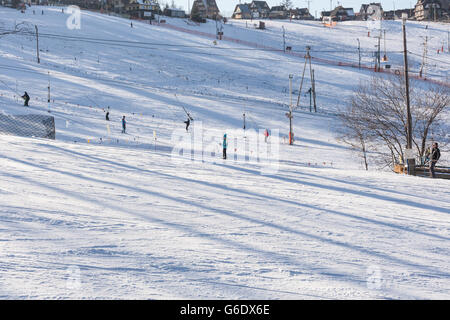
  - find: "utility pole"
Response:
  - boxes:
[243,112,246,130]
[35,25,40,64]
[447,30,449,53]
[419,35,429,78]
[282,26,286,53]
[433,4,437,22]
[357,38,361,69]
[402,13,415,175]
[47,71,50,103]
[304,0,312,13]
[312,69,317,112]
[376,31,381,71]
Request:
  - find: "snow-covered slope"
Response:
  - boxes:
[0,6,449,299]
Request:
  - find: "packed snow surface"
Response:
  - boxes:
[0,6,449,299]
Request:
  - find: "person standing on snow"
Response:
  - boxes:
[223,134,228,160]
[429,142,441,178]
[22,91,30,107]
[122,116,126,133]
[184,118,190,132]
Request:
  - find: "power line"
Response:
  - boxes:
[0,27,405,55]
[408,51,450,66]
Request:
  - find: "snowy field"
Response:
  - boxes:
[0,6,449,299]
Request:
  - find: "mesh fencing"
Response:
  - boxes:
[0,114,55,140]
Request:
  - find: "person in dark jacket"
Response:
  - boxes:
[429,142,441,178]
[122,116,126,133]
[223,134,228,159]
[184,118,190,132]
[106,111,110,121]
[22,92,30,106]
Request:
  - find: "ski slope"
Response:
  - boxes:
[0,6,449,299]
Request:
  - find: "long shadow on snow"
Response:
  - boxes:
[289,169,450,206]
[219,163,450,216]
[7,152,450,281]
[2,170,351,298]
[40,144,450,243]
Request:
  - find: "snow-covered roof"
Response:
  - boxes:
[235,4,251,14]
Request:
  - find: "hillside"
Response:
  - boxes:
[0,6,449,299]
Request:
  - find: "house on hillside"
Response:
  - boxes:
[56,0,103,9]
[414,0,450,21]
[113,0,130,14]
[269,5,288,19]
[290,7,314,20]
[321,6,355,22]
[1,0,14,7]
[358,3,383,20]
[164,8,185,18]
[126,0,160,19]
[249,1,270,18]
[321,10,332,21]
[191,0,220,20]
[232,3,252,19]
[383,8,414,20]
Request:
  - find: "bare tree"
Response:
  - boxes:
[280,0,294,10]
[337,105,371,170]
[340,74,449,169]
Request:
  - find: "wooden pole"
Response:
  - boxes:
[312,69,317,112]
[296,46,310,107]
[35,25,40,64]
[402,14,415,175]
[289,74,293,145]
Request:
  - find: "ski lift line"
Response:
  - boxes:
[0,78,22,97]
[0,27,406,55]
[174,94,194,121]
[2,64,219,120]
[2,50,448,105]
[244,111,264,130]
[0,82,156,126]
[408,51,450,66]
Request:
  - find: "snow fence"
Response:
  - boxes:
[0,114,55,140]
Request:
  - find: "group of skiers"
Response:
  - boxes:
[104,107,127,133]
[17,92,444,175]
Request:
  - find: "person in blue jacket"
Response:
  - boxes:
[223,134,228,159]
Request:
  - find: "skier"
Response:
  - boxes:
[131,22,133,28]
[429,142,441,178]
[223,134,228,160]
[122,116,126,133]
[106,110,110,121]
[184,118,190,132]
[22,91,30,107]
